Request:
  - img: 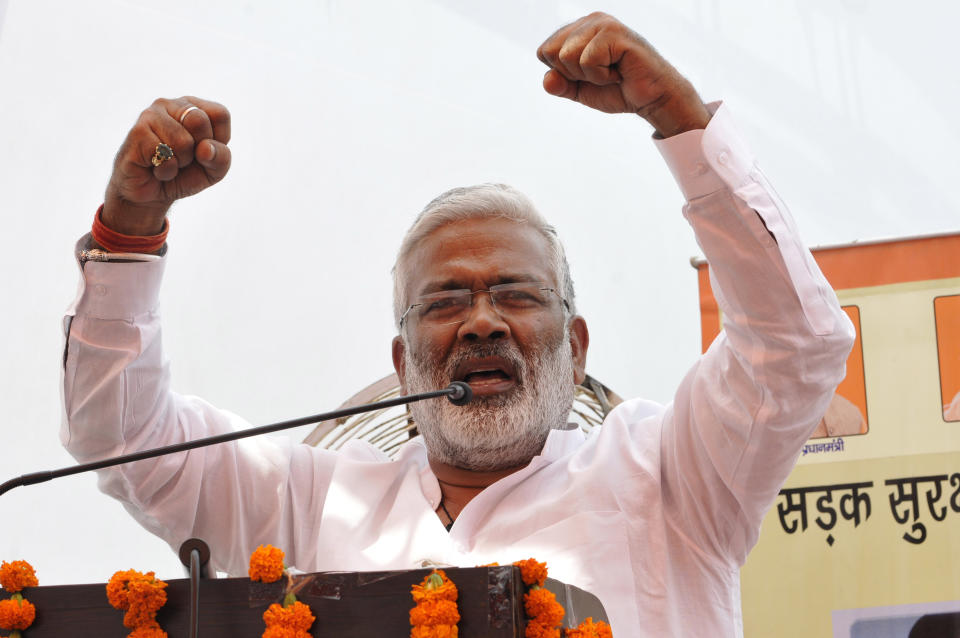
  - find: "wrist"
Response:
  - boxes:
[92,205,168,255]
[101,195,170,236]
[642,87,712,138]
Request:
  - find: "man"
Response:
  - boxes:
[812,393,868,438]
[62,12,855,635]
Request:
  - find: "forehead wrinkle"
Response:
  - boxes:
[417,272,546,296]
[403,217,555,305]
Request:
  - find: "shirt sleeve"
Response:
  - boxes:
[61,236,337,576]
[651,103,856,565]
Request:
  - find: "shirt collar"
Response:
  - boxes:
[538,424,586,462]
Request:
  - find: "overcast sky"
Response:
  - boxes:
[1,0,958,586]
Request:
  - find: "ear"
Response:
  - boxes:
[392,335,408,391]
[568,315,589,385]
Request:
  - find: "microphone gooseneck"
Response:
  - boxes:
[1,383,474,497]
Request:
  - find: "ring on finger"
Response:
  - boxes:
[179,105,200,124]
[151,143,175,167]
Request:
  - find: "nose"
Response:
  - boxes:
[456,291,510,342]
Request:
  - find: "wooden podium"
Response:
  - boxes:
[18,565,607,637]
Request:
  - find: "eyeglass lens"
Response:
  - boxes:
[412,283,559,325]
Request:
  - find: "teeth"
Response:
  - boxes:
[465,369,507,380]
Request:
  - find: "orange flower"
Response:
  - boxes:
[129,623,169,638]
[524,621,561,638]
[262,601,315,632]
[411,570,459,637]
[123,602,163,629]
[106,569,168,629]
[249,545,286,583]
[107,569,150,610]
[513,558,548,588]
[565,617,613,637]
[411,570,458,603]
[0,561,38,593]
[524,588,564,627]
[0,597,36,631]
[409,599,461,626]
[513,558,568,638]
[263,626,311,638]
[126,578,168,615]
[411,625,459,638]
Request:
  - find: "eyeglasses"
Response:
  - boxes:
[400,282,570,327]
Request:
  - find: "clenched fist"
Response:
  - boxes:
[102,96,232,236]
[537,12,711,137]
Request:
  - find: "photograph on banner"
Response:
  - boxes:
[811,305,868,439]
[935,294,960,422]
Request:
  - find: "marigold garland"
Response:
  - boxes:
[511,558,613,638]
[525,588,565,626]
[0,597,36,631]
[106,569,168,637]
[263,599,314,630]
[513,559,563,638]
[565,617,613,638]
[409,599,460,626]
[0,560,37,638]
[523,588,564,638]
[524,622,560,638]
[128,625,170,638]
[0,552,611,637]
[410,569,459,637]
[411,626,458,638]
[513,558,548,588]
[249,545,286,583]
[0,562,38,594]
[250,546,316,638]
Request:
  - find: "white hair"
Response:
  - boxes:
[392,183,576,329]
[404,324,575,471]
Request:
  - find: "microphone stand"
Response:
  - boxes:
[178,538,212,638]
[0,381,472,497]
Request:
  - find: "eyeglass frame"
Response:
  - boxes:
[399,282,571,328]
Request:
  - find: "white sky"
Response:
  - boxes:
[0,0,958,586]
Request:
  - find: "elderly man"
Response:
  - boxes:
[62,12,854,636]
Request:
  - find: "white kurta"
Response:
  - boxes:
[62,104,855,636]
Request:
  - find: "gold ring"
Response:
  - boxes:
[151,143,174,167]
[179,105,200,124]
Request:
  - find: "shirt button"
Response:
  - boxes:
[717,150,730,165]
[690,162,708,176]
[93,284,107,296]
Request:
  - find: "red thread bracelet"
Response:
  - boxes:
[91,205,169,254]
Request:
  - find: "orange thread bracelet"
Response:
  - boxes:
[91,205,169,254]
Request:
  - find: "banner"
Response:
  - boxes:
[695,232,960,637]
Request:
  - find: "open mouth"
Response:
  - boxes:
[464,369,511,383]
[454,357,518,396]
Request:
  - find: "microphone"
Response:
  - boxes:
[0,382,473,497]
[445,380,473,406]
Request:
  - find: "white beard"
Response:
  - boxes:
[403,330,575,471]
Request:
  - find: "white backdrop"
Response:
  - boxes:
[0,0,957,586]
